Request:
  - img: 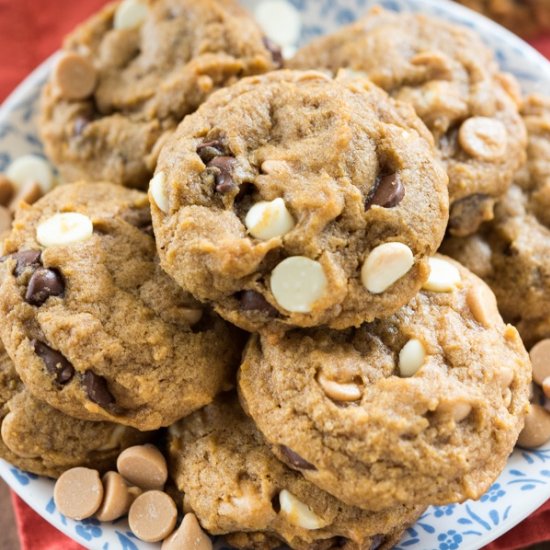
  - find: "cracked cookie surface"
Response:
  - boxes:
[168,394,424,550]
[151,70,448,332]
[238,256,530,511]
[39,0,278,189]
[0,182,244,430]
[290,8,526,237]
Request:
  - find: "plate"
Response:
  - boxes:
[0,1,549,549]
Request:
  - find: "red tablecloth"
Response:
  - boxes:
[0,1,549,549]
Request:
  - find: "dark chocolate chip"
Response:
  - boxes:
[239,290,278,316]
[197,140,226,163]
[33,340,74,384]
[74,116,90,136]
[263,36,284,69]
[448,193,494,237]
[365,173,405,210]
[329,537,348,548]
[279,445,317,471]
[271,493,281,513]
[122,207,153,234]
[2,250,43,277]
[25,268,64,306]
[83,371,115,408]
[208,156,238,194]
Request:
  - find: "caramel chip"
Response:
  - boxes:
[517,404,550,449]
[95,471,135,522]
[54,467,104,520]
[129,490,177,542]
[529,339,550,386]
[53,52,97,100]
[117,444,168,490]
[9,180,42,213]
[162,513,212,550]
[0,175,15,206]
[466,284,500,328]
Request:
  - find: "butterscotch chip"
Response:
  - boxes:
[517,404,550,449]
[54,467,104,520]
[95,471,134,522]
[117,444,168,490]
[0,176,14,206]
[161,513,212,550]
[530,339,550,386]
[129,490,177,542]
[467,284,500,328]
[53,52,97,100]
[9,181,42,213]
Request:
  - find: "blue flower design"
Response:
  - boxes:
[480,483,506,503]
[434,505,456,518]
[437,529,463,550]
[75,518,102,541]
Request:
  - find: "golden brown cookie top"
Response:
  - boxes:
[151,70,449,333]
[290,7,526,237]
[0,182,244,430]
[238,256,531,511]
[168,394,424,550]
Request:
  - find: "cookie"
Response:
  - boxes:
[289,7,527,237]
[39,0,279,189]
[455,0,550,38]
[442,95,550,349]
[0,182,244,430]
[151,70,449,332]
[238,256,530,511]
[0,341,148,479]
[168,394,425,550]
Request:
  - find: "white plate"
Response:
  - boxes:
[0,1,549,549]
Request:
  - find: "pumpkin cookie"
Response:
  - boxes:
[151,70,448,332]
[0,182,244,430]
[168,394,424,550]
[40,0,278,189]
[290,8,526,236]
[0,341,149,479]
[238,256,530,511]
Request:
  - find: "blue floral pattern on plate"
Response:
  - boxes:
[0,0,549,548]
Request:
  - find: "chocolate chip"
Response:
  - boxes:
[0,250,43,276]
[329,537,348,548]
[33,340,74,384]
[74,116,90,136]
[448,193,494,237]
[25,268,64,306]
[271,493,281,513]
[122,208,153,234]
[83,371,115,408]
[196,140,225,164]
[263,36,284,69]
[208,156,237,194]
[239,290,278,316]
[365,173,405,210]
[279,445,317,471]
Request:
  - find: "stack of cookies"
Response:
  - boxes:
[0,1,543,549]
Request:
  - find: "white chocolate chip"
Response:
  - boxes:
[458,117,507,161]
[423,257,461,292]
[114,0,148,30]
[255,0,301,47]
[318,373,362,402]
[278,489,327,530]
[149,172,169,213]
[36,213,93,247]
[7,155,54,194]
[438,399,472,422]
[270,256,327,313]
[399,339,426,377]
[245,198,295,240]
[361,242,414,294]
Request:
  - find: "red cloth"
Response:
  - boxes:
[0,1,549,549]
